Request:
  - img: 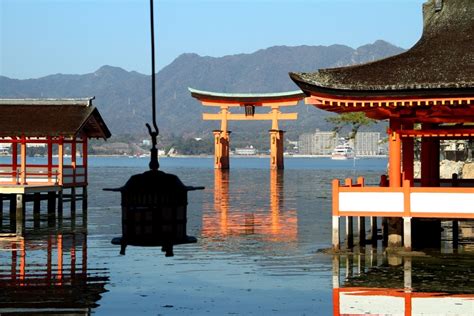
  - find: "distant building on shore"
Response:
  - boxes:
[351,132,380,156]
[234,146,257,155]
[298,130,337,155]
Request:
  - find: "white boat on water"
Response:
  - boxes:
[331,143,355,160]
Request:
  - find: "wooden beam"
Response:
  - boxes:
[201,100,300,107]
[203,113,297,121]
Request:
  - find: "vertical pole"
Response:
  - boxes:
[57,190,63,227]
[332,179,340,251]
[71,187,76,216]
[82,136,88,185]
[47,235,52,281]
[58,137,64,185]
[9,195,16,230]
[221,131,230,169]
[47,191,56,227]
[15,194,25,236]
[57,234,63,284]
[452,220,459,250]
[344,178,353,249]
[213,130,230,169]
[371,217,377,247]
[403,217,412,251]
[389,120,402,187]
[71,137,77,185]
[33,193,41,229]
[357,177,365,246]
[269,130,285,170]
[82,187,88,227]
[388,119,403,247]
[47,137,53,183]
[19,238,25,285]
[12,138,18,183]
[20,136,26,185]
[332,255,340,316]
[71,234,76,277]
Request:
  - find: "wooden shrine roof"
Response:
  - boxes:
[290,0,474,99]
[0,98,111,138]
[189,87,305,104]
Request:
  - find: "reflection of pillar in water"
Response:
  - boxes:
[404,257,412,291]
[270,170,283,235]
[57,234,63,284]
[214,169,229,234]
[332,255,340,316]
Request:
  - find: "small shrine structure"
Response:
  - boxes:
[290,0,474,250]
[189,88,304,169]
[0,98,111,236]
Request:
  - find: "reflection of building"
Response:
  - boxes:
[298,130,337,155]
[0,232,109,314]
[202,170,297,243]
[332,254,474,315]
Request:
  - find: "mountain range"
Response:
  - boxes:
[0,40,404,141]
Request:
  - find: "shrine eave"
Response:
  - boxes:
[188,87,305,104]
[290,72,474,100]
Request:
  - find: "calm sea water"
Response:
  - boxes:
[1,157,473,315]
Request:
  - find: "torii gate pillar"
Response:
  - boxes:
[213,130,230,169]
[270,129,285,170]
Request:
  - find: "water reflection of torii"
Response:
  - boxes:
[203,170,297,242]
[332,254,474,316]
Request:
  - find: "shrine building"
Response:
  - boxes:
[0,98,111,236]
[290,0,474,250]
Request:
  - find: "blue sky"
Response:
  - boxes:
[1,0,426,79]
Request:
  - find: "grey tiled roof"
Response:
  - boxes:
[0,98,111,138]
[290,0,474,97]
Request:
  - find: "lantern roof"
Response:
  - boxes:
[290,0,474,99]
[0,97,111,138]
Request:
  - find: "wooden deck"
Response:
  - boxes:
[0,184,86,237]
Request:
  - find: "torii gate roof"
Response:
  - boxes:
[189,87,305,105]
[290,0,473,100]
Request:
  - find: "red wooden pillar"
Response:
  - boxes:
[58,137,64,185]
[47,137,53,183]
[20,136,27,185]
[388,120,401,187]
[71,138,77,185]
[270,130,285,170]
[57,234,63,284]
[82,136,88,184]
[12,138,18,183]
[402,123,414,186]
[388,119,403,247]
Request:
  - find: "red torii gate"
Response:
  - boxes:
[189,88,305,169]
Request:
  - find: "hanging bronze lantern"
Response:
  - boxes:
[105,0,203,257]
[106,170,203,257]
